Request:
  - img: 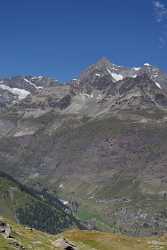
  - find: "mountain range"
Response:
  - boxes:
[0,58,167,236]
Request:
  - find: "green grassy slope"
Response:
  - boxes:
[0,171,80,234]
[0,217,167,250]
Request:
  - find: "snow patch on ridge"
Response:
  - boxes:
[144,63,151,67]
[24,78,43,89]
[131,75,137,78]
[133,67,141,71]
[0,84,30,100]
[154,81,162,89]
[107,68,123,82]
[31,76,43,80]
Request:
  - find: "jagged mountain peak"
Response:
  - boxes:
[95,57,113,67]
[78,58,167,89]
[80,57,124,75]
[68,60,167,113]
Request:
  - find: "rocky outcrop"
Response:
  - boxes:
[54,238,78,250]
[0,220,11,238]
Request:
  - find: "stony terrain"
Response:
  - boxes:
[0,58,167,235]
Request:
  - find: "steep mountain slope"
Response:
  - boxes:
[0,58,167,235]
[0,171,80,234]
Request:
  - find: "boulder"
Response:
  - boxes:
[54,238,77,250]
[0,221,11,238]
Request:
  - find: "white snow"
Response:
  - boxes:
[107,68,123,82]
[31,76,43,80]
[106,68,113,76]
[153,74,159,78]
[24,78,43,89]
[31,76,41,80]
[95,73,101,77]
[0,84,30,100]
[111,73,123,81]
[154,81,162,89]
[131,75,137,78]
[113,64,121,68]
[144,63,151,67]
[133,67,141,71]
[31,76,44,81]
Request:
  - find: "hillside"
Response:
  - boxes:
[0,171,80,234]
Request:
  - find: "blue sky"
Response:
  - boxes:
[0,0,166,81]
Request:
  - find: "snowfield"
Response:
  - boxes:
[0,84,30,100]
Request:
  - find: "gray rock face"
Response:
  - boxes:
[0,88,16,108]
[0,221,11,238]
[1,76,59,91]
[0,76,60,108]
[54,238,77,250]
[0,58,167,113]
[69,59,167,114]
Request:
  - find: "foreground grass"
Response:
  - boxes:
[0,217,56,250]
[63,230,167,250]
[1,217,167,250]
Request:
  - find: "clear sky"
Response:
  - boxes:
[0,0,166,81]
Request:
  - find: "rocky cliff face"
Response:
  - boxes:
[1,58,167,112]
[0,58,167,236]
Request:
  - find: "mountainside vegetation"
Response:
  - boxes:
[0,171,80,234]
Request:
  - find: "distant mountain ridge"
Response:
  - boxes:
[0,58,167,115]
